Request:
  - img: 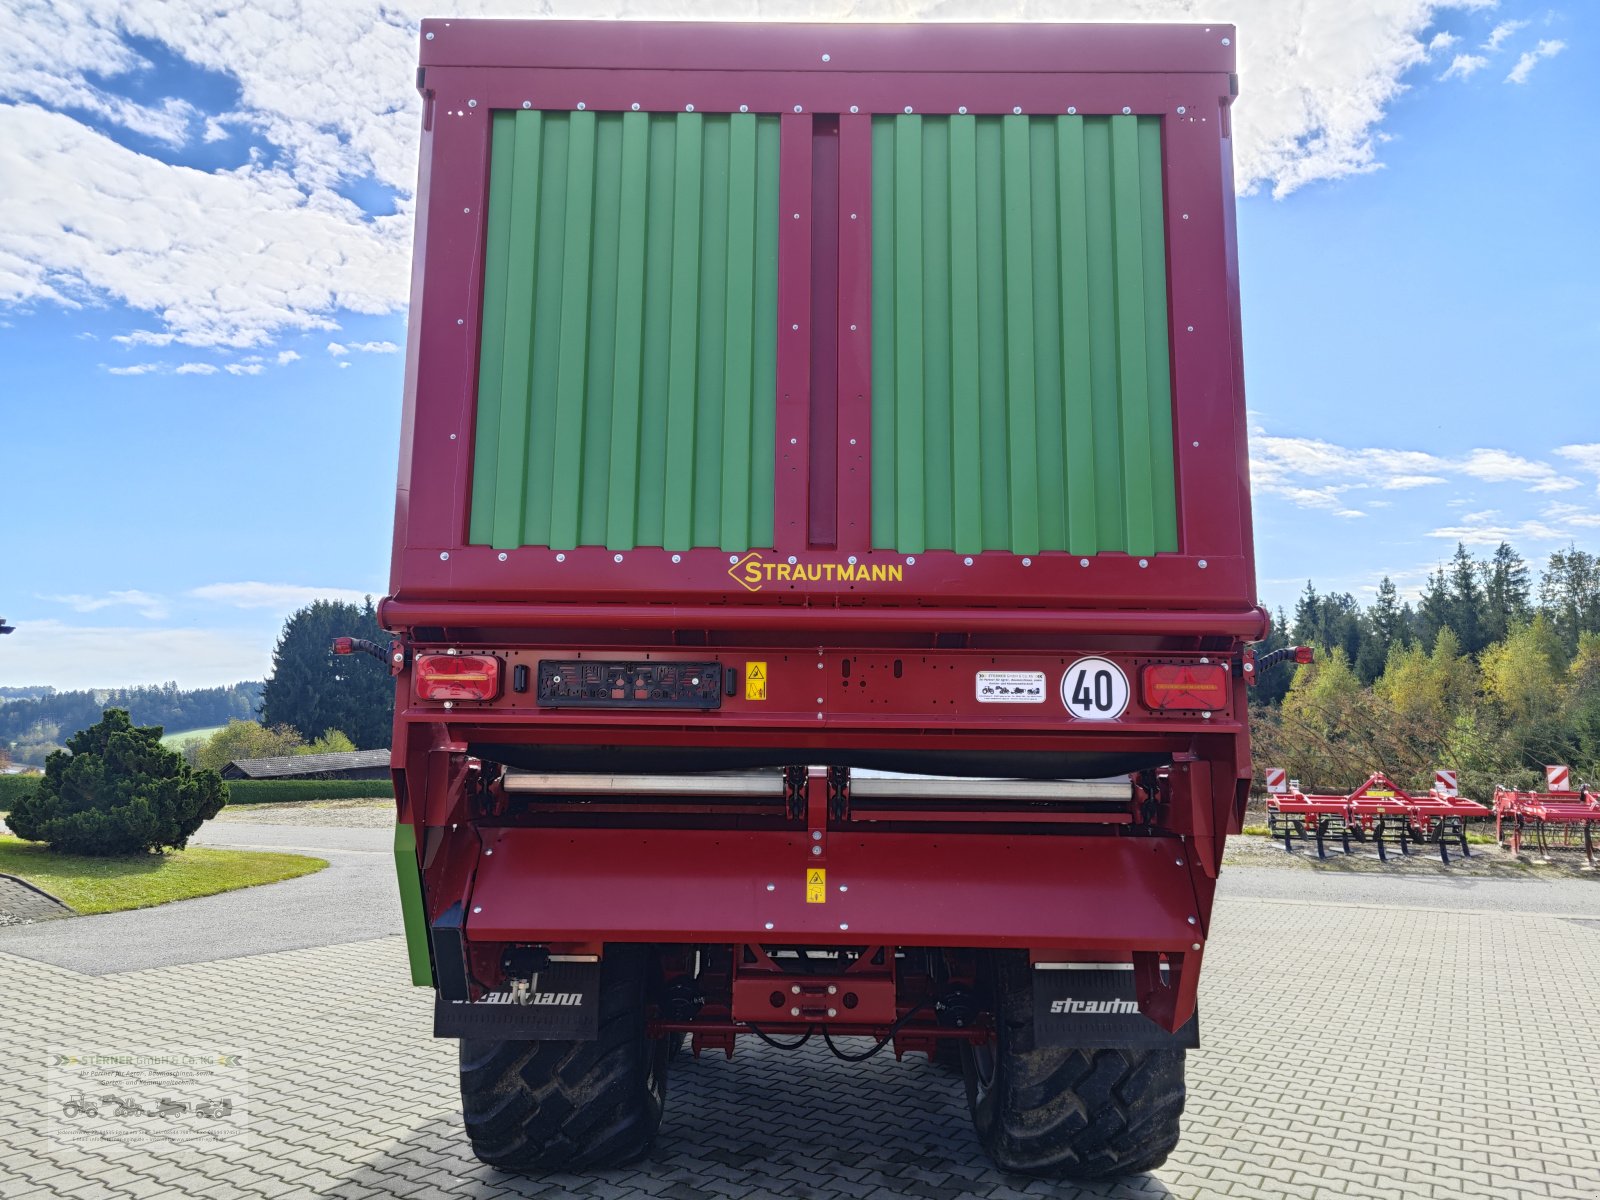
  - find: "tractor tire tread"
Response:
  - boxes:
[967,951,1185,1179]
[458,945,667,1171]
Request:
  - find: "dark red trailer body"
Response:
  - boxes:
[380,19,1259,1178]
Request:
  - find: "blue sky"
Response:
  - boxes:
[1,1,1595,689]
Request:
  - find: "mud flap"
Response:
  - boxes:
[433,961,602,1040]
[1032,965,1199,1050]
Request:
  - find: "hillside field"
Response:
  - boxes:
[159,725,225,749]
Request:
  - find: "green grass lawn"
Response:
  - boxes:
[159,725,225,749]
[0,836,327,914]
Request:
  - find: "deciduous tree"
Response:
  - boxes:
[195,720,305,773]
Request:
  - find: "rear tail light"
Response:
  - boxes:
[415,653,502,702]
[1140,663,1229,711]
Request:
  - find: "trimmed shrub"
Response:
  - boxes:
[0,774,44,810]
[225,779,394,805]
[6,709,227,855]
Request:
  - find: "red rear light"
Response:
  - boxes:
[1294,646,1315,664]
[332,637,354,655]
[415,653,502,702]
[1140,663,1229,711]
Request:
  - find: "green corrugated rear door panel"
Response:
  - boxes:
[870,113,1177,557]
[470,110,780,551]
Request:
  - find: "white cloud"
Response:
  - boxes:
[0,619,269,690]
[190,581,374,610]
[225,362,264,375]
[1424,498,1600,546]
[0,0,1504,346]
[1541,502,1600,530]
[1456,448,1576,493]
[1557,444,1600,495]
[1252,434,1579,514]
[175,361,217,375]
[1483,19,1528,51]
[275,349,301,365]
[1427,516,1566,546]
[346,340,399,354]
[38,590,169,620]
[1439,54,1488,80]
[105,362,160,375]
[1506,39,1566,84]
[0,0,199,149]
[0,104,409,347]
[113,330,177,347]
[326,342,349,356]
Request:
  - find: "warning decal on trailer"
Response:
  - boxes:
[976,671,1047,703]
[806,869,826,903]
[745,661,767,701]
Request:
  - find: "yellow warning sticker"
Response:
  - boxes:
[1366,790,1395,798]
[806,868,826,903]
[746,661,768,701]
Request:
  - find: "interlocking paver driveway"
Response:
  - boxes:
[2,889,1598,1199]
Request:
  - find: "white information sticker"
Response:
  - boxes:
[1060,657,1130,720]
[976,671,1047,703]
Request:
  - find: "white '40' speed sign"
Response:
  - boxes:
[1060,657,1130,720]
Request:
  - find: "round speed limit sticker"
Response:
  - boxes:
[1060,657,1130,720]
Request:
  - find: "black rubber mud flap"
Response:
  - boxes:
[429,902,471,1002]
[1031,966,1199,1050]
[434,960,602,1040]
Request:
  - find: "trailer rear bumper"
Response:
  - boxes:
[464,826,1204,951]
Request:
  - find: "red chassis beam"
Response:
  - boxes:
[465,827,1204,951]
[380,598,1269,640]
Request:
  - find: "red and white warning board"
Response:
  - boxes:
[1265,767,1288,795]
[1434,769,1458,797]
[1546,764,1571,792]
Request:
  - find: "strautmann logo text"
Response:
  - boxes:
[728,552,906,593]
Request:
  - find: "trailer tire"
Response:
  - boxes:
[963,952,1185,1178]
[458,945,669,1171]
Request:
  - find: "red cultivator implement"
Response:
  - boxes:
[1494,766,1598,867]
[1265,769,1489,864]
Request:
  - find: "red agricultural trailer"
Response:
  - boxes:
[1265,770,1488,863]
[1495,766,1597,866]
[371,18,1266,1180]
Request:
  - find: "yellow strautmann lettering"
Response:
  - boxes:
[727,552,906,593]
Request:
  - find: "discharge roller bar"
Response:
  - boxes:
[503,771,1133,803]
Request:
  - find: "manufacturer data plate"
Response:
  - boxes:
[975,670,1047,703]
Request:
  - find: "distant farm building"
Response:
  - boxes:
[220,749,391,781]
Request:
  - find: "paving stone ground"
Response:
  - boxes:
[4,891,1599,1200]
[0,874,73,926]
